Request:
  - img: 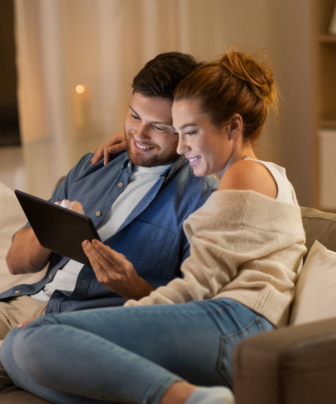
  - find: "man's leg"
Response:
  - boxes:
[0,296,49,404]
[0,296,47,345]
[0,386,53,404]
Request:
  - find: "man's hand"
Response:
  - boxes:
[55,200,84,215]
[6,199,85,275]
[82,239,155,300]
[91,133,127,166]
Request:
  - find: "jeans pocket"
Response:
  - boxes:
[217,317,266,387]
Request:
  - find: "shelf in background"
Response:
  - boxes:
[319,34,336,43]
[320,120,336,128]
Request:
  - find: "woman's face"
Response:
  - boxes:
[172,99,235,177]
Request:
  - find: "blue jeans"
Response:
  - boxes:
[1,299,274,404]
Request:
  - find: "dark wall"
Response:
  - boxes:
[0,0,20,145]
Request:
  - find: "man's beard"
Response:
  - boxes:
[125,131,179,167]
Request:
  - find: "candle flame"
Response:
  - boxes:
[76,85,85,94]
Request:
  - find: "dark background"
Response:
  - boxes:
[0,0,20,147]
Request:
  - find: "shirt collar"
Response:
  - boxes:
[122,154,187,183]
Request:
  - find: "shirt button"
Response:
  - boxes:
[96,211,102,217]
[14,290,20,294]
[49,274,53,279]
[118,182,124,188]
[128,163,130,168]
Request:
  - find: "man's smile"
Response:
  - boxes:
[133,140,156,152]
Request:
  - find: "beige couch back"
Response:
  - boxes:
[301,207,336,259]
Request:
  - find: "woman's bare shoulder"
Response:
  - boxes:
[217,159,277,199]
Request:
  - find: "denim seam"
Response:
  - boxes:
[143,373,185,404]
[217,316,267,387]
[198,299,239,336]
[221,316,266,340]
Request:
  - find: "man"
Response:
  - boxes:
[2,52,219,342]
[0,52,218,403]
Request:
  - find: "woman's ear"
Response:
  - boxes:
[229,114,243,139]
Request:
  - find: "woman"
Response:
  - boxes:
[1,48,306,404]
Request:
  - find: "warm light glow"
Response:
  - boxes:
[76,85,85,94]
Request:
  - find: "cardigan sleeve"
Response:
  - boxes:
[125,190,306,307]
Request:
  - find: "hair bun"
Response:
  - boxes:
[219,46,278,107]
[174,44,279,143]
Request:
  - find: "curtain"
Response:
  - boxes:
[12,0,316,206]
[13,0,272,144]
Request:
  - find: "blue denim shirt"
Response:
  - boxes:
[0,152,218,312]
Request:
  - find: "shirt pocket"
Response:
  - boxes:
[217,317,266,387]
[119,220,177,279]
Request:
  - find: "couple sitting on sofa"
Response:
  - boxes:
[0,48,306,404]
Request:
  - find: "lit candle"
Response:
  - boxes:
[73,84,90,129]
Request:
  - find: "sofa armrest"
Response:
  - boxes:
[232,317,336,404]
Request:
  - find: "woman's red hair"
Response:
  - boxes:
[174,45,278,143]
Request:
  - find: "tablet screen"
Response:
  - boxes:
[15,190,101,266]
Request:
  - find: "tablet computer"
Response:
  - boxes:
[15,190,101,266]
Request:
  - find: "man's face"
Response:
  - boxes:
[125,93,179,167]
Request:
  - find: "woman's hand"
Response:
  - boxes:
[55,200,85,215]
[18,318,36,329]
[91,133,127,166]
[82,239,155,300]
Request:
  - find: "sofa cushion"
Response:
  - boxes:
[301,206,336,260]
[290,240,336,325]
[0,182,47,293]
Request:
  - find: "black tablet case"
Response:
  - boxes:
[15,190,101,266]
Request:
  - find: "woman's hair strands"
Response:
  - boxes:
[174,44,279,143]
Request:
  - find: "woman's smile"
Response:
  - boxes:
[186,155,201,166]
[172,99,235,177]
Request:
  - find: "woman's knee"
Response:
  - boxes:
[1,319,57,384]
[1,326,20,370]
[0,326,24,389]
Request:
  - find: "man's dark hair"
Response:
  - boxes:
[132,52,198,100]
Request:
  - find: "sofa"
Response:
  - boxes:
[0,182,336,403]
[233,206,336,404]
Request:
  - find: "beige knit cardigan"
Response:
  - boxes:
[125,190,307,327]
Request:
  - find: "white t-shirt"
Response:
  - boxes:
[216,158,294,205]
[244,158,294,205]
[32,163,171,302]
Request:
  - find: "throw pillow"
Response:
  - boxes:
[289,240,336,325]
[0,182,47,293]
